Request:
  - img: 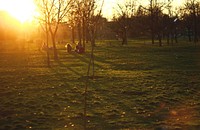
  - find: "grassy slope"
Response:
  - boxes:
[0,41,200,130]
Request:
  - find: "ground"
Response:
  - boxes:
[0,40,200,130]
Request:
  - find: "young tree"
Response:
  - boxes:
[83,2,104,130]
[86,0,104,77]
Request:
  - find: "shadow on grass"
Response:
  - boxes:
[58,60,82,76]
[70,52,106,70]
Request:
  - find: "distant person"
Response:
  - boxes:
[66,43,72,53]
[75,42,84,54]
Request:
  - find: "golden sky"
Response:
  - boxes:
[0,0,185,22]
[0,0,36,23]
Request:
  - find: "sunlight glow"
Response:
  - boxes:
[0,0,37,23]
[0,0,185,22]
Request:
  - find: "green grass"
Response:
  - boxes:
[0,41,200,130]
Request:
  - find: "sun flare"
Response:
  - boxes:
[0,0,37,23]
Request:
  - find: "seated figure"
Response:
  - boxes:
[67,43,72,53]
[75,42,84,54]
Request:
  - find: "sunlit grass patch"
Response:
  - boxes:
[0,41,200,129]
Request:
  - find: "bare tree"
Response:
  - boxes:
[184,0,200,43]
[35,0,73,60]
[83,0,97,48]
[113,0,136,45]
[82,2,104,130]
[141,0,165,45]
[86,0,104,77]
[68,8,76,44]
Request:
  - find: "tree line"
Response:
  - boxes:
[35,0,200,54]
[111,0,200,46]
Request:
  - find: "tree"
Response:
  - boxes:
[161,0,180,46]
[184,0,200,43]
[143,0,165,45]
[131,5,149,37]
[69,0,99,49]
[35,0,73,60]
[113,0,136,45]
[179,8,193,42]
[164,0,174,45]
[68,7,76,44]
[83,2,104,130]
[86,0,104,77]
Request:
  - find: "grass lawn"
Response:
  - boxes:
[0,40,200,130]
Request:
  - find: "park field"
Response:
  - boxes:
[0,40,200,130]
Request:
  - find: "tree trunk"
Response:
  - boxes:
[87,28,95,78]
[151,33,155,44]
[122,28,127,45]
[49,23,59,60]
[158,34,162,46]
[175,30,178,44]
[86,23,89,43]
[167,33,170,45]
[151,10,155,44]
[51,35,58,60]
[193,12,198,44]
[46,29,50,67]
[71,26,75,44]
[78,22,82,45]
[170,33,174,45]
[188,27,192,42]
[82,17,86,49]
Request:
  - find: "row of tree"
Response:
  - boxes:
[33,0,200,62]
[111,0,200,46]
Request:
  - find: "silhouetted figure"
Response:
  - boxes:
[66,43,72,53]
[75,42,84,54]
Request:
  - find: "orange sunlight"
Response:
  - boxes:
[0,0,37,23]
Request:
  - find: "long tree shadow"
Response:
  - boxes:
[71,51,107,70]
[55,60,83,76]
[80,78,117,130]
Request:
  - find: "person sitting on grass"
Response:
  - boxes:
[75,42,84,54]
[65,43,72,53]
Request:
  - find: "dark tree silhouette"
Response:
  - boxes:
[113,0,136,45]
[143,0,165,45]
[184,0,200,43]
